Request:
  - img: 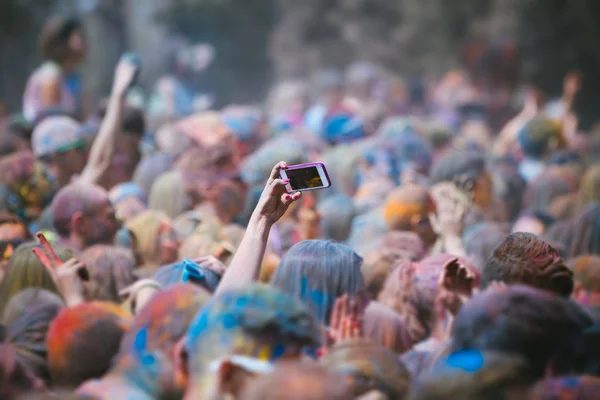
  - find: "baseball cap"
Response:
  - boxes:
[31,115,85,158]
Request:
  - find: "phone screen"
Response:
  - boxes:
[285,166,324,190]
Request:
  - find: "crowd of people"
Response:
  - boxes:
[1,14,600,400]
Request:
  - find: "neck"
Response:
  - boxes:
[59,59,79,75]
[48,163,73,188]
[63,233,85,252]
[184,374,222,400]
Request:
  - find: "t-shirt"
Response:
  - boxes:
[23,61,76,121]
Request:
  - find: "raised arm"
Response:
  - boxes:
[215,162,301,294]
[78,56,139,184]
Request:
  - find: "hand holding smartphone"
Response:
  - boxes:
[279,162,332,193]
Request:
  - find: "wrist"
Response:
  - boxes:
[248,213,273,240]
[64,292,85,307]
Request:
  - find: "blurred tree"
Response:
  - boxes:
[0,0,58,111]
[515,0,600,129]
[157,0,277,106]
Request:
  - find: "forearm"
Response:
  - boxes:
[79,89,124,183]
[215,213,272,294]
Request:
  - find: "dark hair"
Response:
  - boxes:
[429,150,486,185]
[94,102,145,137]
[451,285,592,380]
[482,232,573,297]
[39,17,82,63]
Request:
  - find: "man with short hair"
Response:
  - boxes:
[482,232,573,297]
[179,284,321,400]
[50,183,120,252]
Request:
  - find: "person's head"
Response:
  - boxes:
[451,285,592,379]
[568,255,600,310]
[0,242,71,320]
[481,232,573,296]
[181,284,321,399]
[5,293,63,383]
[240,362,351,400]
[78,245,137,302]
[177,145,239,208]
[410,350,533,400]
[39,16,86,65]
[557,203,600,259]
[148,169,188,219]
[523,167,574,213]
[133,152,174,195]
[578,164,600,211]
[47,302,131,388]
[362,233,426,299]
[321,339,410,399]
[317,195,356,242]
[152,260,221,293]
[2,288,62,327]
[362,301,413,355]
[530,376,600,400]
[518,116,563,160]
[0,212,30,276]
[0,344,45,399]
[126,211,179,271]
[271,240,364,324]
[31,116,87,183]
[115,284,210,395]
[429,150,492,209]
[50,183,120,249]
[383,185,435,247]
[378,254,477,344]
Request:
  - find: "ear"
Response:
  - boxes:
[173,337,189,386]
[71,211,87,236]
[217,360,249,397]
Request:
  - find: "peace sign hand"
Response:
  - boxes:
[32,232,89,306]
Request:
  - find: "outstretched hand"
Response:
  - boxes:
[437,257,475,316]
[193,255,227,276]
[321,294,366,356]
[32,232,89,306]
[253,162,302,225]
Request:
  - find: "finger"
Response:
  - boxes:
[349,298,358,321]
[268,161,288,184]
[32,247,55,275]
[281,191,302,206]
[445,258,459,277]
[341,318,351,341]
[340,294,349,321]
[351,319,362,339]
[330,297,343,331]
[36,232,62,268]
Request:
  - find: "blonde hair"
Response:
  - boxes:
[126,211,171,272]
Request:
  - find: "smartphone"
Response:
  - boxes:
[280,162,332,192]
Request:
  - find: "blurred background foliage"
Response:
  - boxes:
[1,0,599,127]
